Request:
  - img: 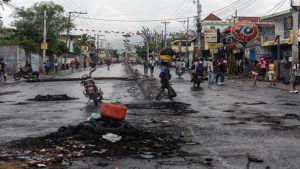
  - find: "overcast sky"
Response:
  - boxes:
[0,0,291,48]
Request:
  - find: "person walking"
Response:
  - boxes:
[106,58,111,70]
[207,57,214,84]
[290,59,300,93]
[54,59,59,73]
[268,59,276,87]
[70,59,75,72]
[259,58,267,78]
[214,59,221,84]
[143,58,149,76]
[281,56,292,84]
[0,57,6,82]
[43,60,50,74]
[251,60,260,87]
[154,61,173,101]
[83,56,87,69]
[149,57,155,76]
[219,59,227,85]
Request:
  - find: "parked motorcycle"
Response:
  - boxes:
[14,67,39,81]
[81,69,103,106]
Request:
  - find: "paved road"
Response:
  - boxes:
[132,64,300,169]
[0,64,300,169]
[0,64,131,143]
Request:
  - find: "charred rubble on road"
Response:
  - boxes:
[0,118,183,168]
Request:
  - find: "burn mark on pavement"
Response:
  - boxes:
[28,94,78,101]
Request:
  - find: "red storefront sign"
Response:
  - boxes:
[231,21,258,43]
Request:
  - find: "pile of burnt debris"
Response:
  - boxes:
[28,95,78,101]
[0,118,182,168]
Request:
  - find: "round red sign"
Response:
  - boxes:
[231,21,258,43]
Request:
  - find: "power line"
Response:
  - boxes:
[174,0,192,18]
[168,0,188,17]
[265,0,287,15]
[77,16,196,23]
[176,1,195,18]
[273,0,288,13]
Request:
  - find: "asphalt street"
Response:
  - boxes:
[0,63,299,169]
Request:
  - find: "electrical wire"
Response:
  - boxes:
[221,0,257,19]
[273,0,288,13]
[174,0,192,18]
[176,1,195,18]
[168,0,190,19]
[265,0,287,15]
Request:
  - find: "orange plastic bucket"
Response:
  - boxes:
[100,103,128,121]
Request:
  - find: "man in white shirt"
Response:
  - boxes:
[207,57,214,84]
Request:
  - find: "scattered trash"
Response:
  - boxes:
[138,152,156,159]
[73,151,84,157]
[100,103,128,121]
[87,112,101,121]
[102,133,122,143]
[92,149,108,155]
[15,156,31,161]
[28,94,78,101]
[37,163,47,168]
[161,120,170,123]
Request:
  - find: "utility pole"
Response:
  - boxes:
[179,18,190,63]
[195,0,202,58]
[292,8,299,65]
[161,21,170,48]
[67,11,87,52]
[43,10,47,59]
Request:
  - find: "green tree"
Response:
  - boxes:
[109,49,119,58]
[135,46,147,58]
[12,1,72,55]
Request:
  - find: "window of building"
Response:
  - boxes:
[284,17,289,38]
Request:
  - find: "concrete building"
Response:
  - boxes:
[261,9,299,60]
[202,14,232,57]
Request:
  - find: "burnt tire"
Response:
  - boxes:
[14,73,22,81]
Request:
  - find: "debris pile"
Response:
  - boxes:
[28,94,78,101]
[0,118,182,167]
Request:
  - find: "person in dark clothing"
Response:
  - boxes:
[154,61,173,101]
[24,61,32,74]
[0,57,6,82]
[282,56,292,84]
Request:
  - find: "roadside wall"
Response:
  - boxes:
[0,46,27,75]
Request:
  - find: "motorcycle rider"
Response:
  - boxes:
[190,58,204,82]
[175,58,185,77]
[24,61,32,74]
